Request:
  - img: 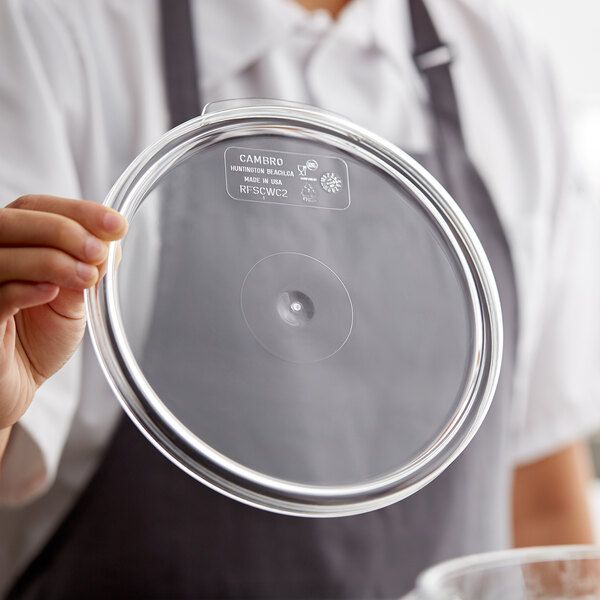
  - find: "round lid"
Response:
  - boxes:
[85,101,503,517]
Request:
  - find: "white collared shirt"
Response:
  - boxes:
[1,0,599,592]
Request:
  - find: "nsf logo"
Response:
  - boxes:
[320,172,343,194]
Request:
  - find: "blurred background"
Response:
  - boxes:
[504,0,600,196]
[503,0,600,538]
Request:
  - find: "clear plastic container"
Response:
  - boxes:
[407,545,600,599]
[85,100,502,516]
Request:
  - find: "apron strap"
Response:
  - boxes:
[409,0,462,135]
[160,0,201,127]
[408,0,470,196]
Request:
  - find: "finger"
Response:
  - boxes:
[0,282,59,322]
[8,195,128,241]
[0,208,109,265]
[0,247,99,290]
[45,287,86,320]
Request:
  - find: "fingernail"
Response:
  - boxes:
[76,262,97,281]
[35,283,59,294]
[103,211,127,234]
[85,236,105,260]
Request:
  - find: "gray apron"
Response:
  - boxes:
[7,0,517,598]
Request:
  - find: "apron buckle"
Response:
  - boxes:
[414,43,454,71]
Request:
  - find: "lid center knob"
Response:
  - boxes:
[277,291,314,327]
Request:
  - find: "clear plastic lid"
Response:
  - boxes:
[85,101,503,517]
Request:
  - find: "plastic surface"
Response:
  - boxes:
[85,101,502,516]
[408,545,600,599]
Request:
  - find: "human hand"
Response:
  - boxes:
[0,195,127,443]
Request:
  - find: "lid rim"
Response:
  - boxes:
[85,102,503,517]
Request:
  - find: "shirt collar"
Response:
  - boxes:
[194,0,307,89]
[194,0,413,89]
[371,0,414,73]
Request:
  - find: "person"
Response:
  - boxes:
[1,0,599,597]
